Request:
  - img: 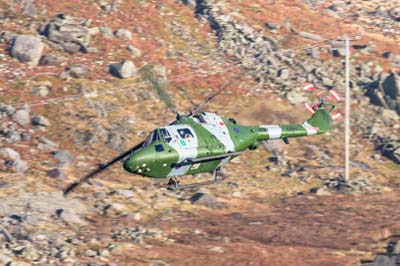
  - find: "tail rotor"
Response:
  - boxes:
[301,82,344,122]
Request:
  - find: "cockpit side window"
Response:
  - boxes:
[150,130,160,144]
[160,128,172,143]
[178,128,194,139]
[193,114,206,123]
[144,130,160,147]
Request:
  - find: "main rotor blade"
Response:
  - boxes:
[63,141,144,196]
[187,73,243,116]
[139,64,178,115]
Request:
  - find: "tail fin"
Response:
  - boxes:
[306,104,331,134]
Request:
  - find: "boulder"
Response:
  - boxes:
[388,7,400,21]
[10,35,44,66]
[265,22,279,30]
[127,45,142,57]
[189,189,223,209]
[40,14,91,53]
[5,159,28,173]
[332,48,346,57]
[0,148,21,161]
[23,0,37,17]
[114,29,132,39]
[47,168,67,179]
[109,60,137,79]
[68,64,89,78]
[39,54,65,66]
[52,150,74,167]
[99,26,114,38]
[32,115,51,126]
[0,254,13,265]
[12,109,30,126]
[382,72,399,100]
[31,85,50,97]
[323,8,340,18]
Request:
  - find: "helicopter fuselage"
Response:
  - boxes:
[123,108,330,178]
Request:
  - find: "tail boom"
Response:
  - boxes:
[256,105,331,141]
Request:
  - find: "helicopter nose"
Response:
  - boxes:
[123,153,146,174]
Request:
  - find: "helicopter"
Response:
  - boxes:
[64,78,336,196]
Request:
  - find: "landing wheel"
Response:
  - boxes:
[167,177,180,191]
[166,167,226,190]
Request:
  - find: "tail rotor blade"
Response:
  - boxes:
[303,82,316,92]
[329,90,342,101]
[304,103,316,114]
[63,141,144,196]
[330,111,343,121]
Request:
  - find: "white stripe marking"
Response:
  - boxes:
[200,113,235,153]
[302,121,317,135]
[261,125,282,139]
[164,125,198,177]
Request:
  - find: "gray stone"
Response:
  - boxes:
[278,68,289,80]
[382,73,399,100]
[109,60,137,79]
[62,42,82,53]
[322,77,334,88]
[32,115,51,127]
[40,15,91,53]
[0,147,21,161]
[114,189,135,198]
[323,8,340,19]
[5,105,16,115]
[100,26,114,38]
[47,168,67,179]
[31,86,50,97]
[23,0,37,17]
[52,150,74,167]
[114,29,132,39]
[393,240,400,254]
[298,31,324,41]
[332,48,346,57]
[265,22,279,30]
[306,47,320,59]
[10,35,44,66]
[39,54,65,66]
[99,249,110,257]
[4,130,22,143]
[0,254,13,265]
[68,64,89,78]
[372,254,397,266]
[189,190,223,209]
[38,137,59,148]
[127,45,142,57]
[0,192,88,225]
[12,109,30,126]
[5,159,28,173]
[388,7,400,21]
[85,249,97,257]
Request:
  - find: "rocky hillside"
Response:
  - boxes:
[0,0,399,265]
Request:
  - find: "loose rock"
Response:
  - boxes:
[32,115,51,127]
[109,60,137,79]
[12,109,30,126]
[10,35,44,66]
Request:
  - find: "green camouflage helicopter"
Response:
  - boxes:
[64,81,339,195]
